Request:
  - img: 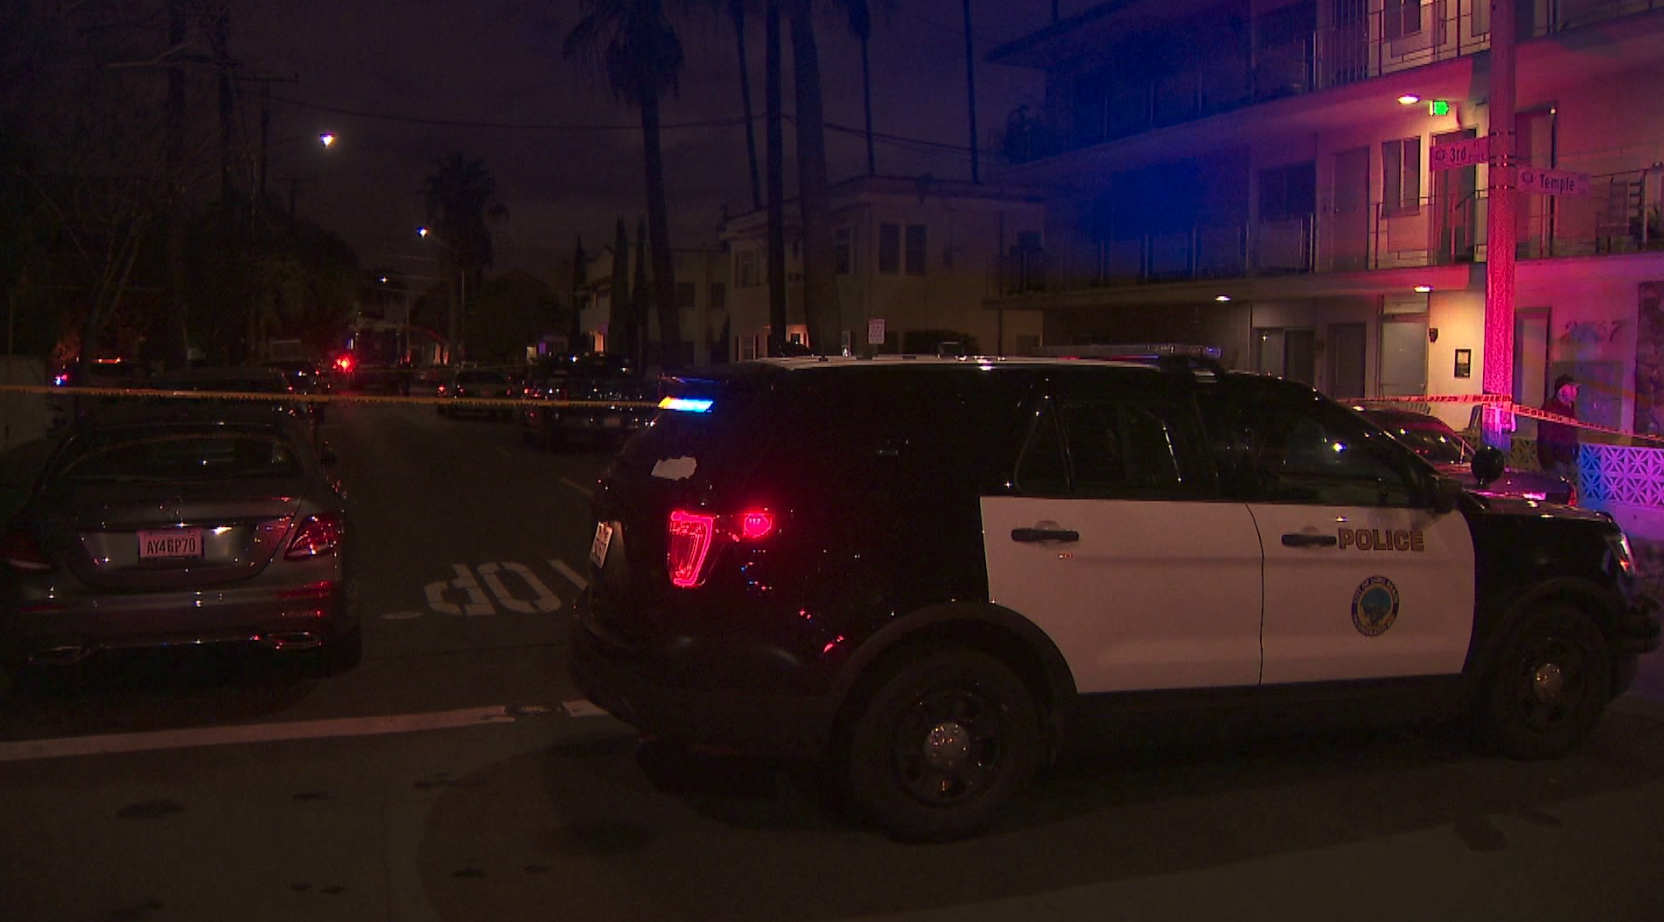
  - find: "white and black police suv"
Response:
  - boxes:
[572,355,1661,840]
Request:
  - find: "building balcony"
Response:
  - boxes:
[998,0,1664,167]
[988,166,1664,301]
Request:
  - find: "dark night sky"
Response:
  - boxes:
[236,0,1084,287]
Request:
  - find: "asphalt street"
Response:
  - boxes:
[0,401,1661,922]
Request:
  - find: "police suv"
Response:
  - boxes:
[571,356,1660,840]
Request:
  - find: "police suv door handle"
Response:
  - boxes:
[1011,526,1081,543]
[1281,532,1338,548]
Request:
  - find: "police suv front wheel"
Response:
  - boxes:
[1478,603,1612,760]
[847,649,1041,841]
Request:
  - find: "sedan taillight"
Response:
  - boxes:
[0,527,53,572]
[285,513,343,560]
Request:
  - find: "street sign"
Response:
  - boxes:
[1430,136,1489,171]
[867,318,886,346]
[1517,167,1593,197]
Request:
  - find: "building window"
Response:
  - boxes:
[878,223,901,274]
[1383,0,1422,40]
[834,227,853,275]
[736,249,758,288]
[1383,137,1421,215]
[905,224,927,276]
[708,282,726,310]
[675,282,696,310]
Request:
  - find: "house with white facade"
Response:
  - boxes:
[573,242,729,367]
[720,176,1047,359]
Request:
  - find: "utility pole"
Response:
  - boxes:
[1482,0,1518,450]
[963,0,980,184]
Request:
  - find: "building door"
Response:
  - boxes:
[1328,322,1367,398]
[1332,147,1370,271]
[1379,314,1428,397]
[1431,128,1478,264]
[1255,328,1317,386]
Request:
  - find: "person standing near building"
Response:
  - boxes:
[1538,374,1581,479]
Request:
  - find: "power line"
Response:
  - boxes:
[268,94,746,132]
[269,93,997,159]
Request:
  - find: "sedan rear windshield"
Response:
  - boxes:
[53,430,303,484]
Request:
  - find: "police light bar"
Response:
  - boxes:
[659,396,714,413]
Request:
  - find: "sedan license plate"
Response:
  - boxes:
[589,522,614,569]
[138,528,203,560]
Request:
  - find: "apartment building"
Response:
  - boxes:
[986,0,1664,436]
[720,176,1047,359]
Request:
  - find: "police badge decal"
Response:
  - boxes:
[1351,575,1400,637]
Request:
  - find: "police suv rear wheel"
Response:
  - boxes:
[848,649,1041,841]
[1478,604,1611,759]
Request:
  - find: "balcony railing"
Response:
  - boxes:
[988,166,1664,297]
[1000,0,1664,166]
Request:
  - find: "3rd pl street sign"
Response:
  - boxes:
[1430,136,1489,171]
[1517,167,1593,197]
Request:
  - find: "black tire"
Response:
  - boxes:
[847,648,1041,841]
[1476,603,1611,759]
[309,623,362,677]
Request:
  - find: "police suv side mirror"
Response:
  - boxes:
[1432,475,1464,514]
[1472,446,1506,486]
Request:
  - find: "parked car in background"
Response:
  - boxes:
[48,358,151,428]
[150,366,319,449]
[1355,406,1576,505]
[529,353,656,450]
[436,367,515,419]
[263,359,330,421]
[0,404,358,678]
[410,365,452,398]
[517,358,574,445]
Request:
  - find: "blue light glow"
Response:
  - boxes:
[659,397,713,413]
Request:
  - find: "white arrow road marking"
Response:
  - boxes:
[0,706,522,764]
[424,564,494,616]
[380,610,423,621]
[550,559,588,591]
[477,562,560,614]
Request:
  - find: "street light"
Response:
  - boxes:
[418,227,465,363]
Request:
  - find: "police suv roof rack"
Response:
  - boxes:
[1033,343,1226,378]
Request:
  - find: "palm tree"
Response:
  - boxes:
[568,235,588,353]
[847,0,875,177]
[726,0,763,211]
[785,0,840,354]
[421,152,498,356]
[608,217,634,358]
[564,0,683,367]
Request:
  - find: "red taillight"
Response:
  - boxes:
[285,513,343,560]
[667,508,775,588]
[0,527,53,572]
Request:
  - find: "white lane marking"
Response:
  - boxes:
[424,564,493,616]
[550,559,588,591]
[560,477,593,499]
[477,562,560,614]
[0,706,519,764]
[562,699,608,718]
[380,611,423,621]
